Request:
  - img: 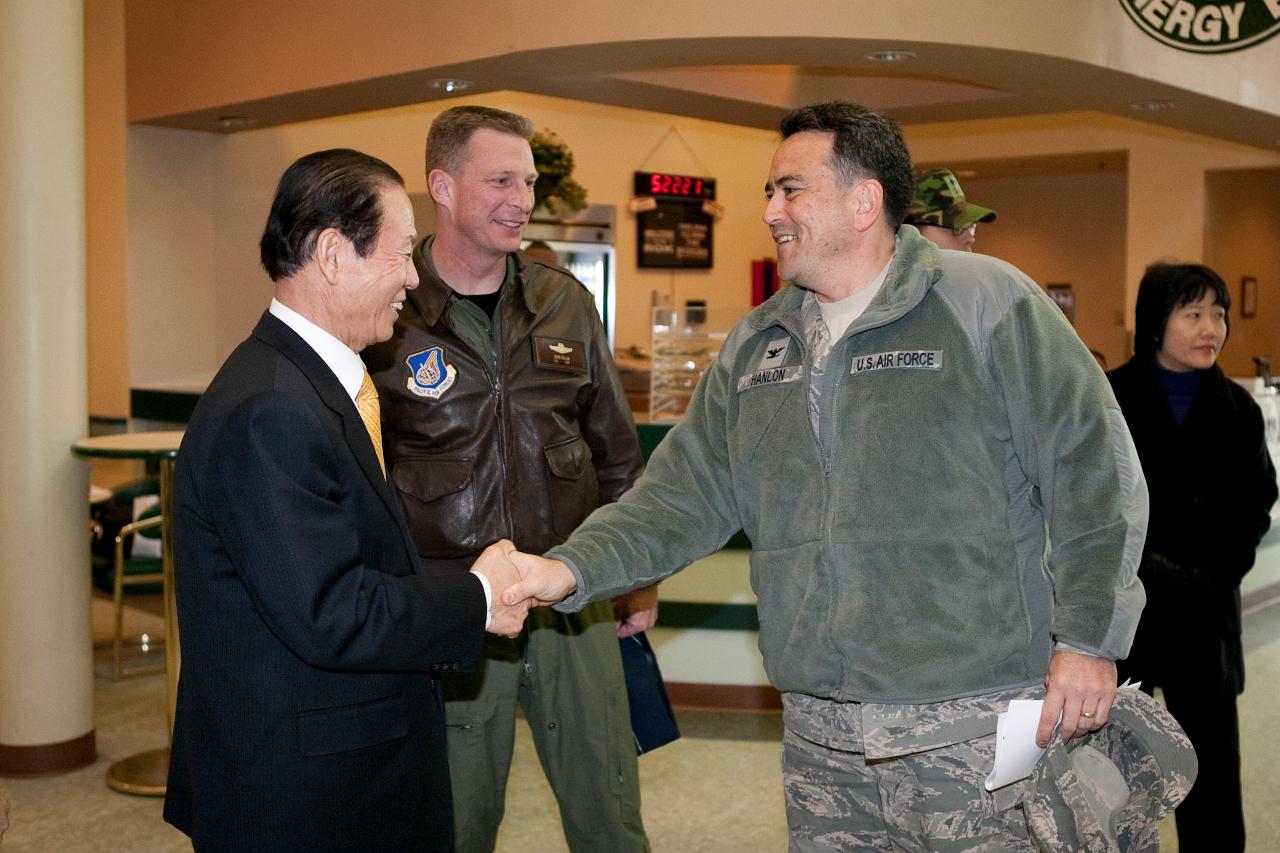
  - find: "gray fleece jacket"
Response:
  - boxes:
[552,226,1147,704]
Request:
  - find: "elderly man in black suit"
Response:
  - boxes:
[163,149,528,852]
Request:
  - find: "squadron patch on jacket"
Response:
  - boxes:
[533,336,586,372]
[737,337,802,393]
[405,347,457,399]
[850,350,944,376]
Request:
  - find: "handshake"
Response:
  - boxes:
[467,541,581,637]
[467,541,660,639]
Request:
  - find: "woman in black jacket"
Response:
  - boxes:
[1108,262,1277,852]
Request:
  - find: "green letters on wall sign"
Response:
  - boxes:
[1119,0,1280,52]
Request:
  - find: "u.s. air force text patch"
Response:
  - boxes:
[737,335,803,392]
[405,347,457,399]
[850,349,943,375]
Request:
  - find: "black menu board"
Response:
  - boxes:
[635,172,715,269]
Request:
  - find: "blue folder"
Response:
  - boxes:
[619,632,680,754]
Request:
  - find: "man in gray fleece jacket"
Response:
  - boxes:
[507,103,1195,850]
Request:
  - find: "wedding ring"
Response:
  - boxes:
[1080,710,1097,719]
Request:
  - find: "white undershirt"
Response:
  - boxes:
[817,255,893,343]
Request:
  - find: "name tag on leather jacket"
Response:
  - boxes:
[850,349,944,375]
[532,337,587,372]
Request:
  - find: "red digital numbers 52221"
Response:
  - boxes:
[649,173,704,197]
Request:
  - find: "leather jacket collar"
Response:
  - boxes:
[409,235,543,326]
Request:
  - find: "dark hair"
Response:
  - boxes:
[259,149,405,282]
[426,105,533,176]
[779,102,915,228]
[1133,262,1231,358]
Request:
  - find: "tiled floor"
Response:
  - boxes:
[3,595,1279,851]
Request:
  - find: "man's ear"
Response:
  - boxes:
[427,168,453,210]
[315,228,344,285]
[851,179,885,234]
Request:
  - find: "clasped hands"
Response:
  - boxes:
[466,541,583,637]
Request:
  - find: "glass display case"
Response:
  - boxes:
[649,305,730,422]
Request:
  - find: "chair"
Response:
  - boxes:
[91,479,165,679]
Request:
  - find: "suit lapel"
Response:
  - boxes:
[250,314,421,562]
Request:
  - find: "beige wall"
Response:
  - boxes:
[906,112,1280,331]
[959,170,1129,369]
[1205,167,1280,379]
[126,125,223,387]
[122,99,1280,393]
[84,0,130,418]
[128,91,779,385]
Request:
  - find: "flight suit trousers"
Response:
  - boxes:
[443,600,649,853]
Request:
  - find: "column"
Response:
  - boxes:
[0,0,96,774]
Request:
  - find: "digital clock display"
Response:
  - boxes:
[634,171,716,200]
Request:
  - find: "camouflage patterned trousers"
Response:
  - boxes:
[782,687,1196,852]
[783,726,1033,851]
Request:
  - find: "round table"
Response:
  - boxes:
[72,431,183,796]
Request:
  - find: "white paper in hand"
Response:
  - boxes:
[985,682,1138,791]
[984,699,1053,791]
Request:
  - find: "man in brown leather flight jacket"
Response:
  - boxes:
[363,105,653,853]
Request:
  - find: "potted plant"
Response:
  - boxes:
[531,130,588,215]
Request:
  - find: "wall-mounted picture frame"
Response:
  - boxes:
[1241,276,1257,318]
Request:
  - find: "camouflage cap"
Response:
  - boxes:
[903,169,996,230]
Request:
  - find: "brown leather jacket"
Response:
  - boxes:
[363,241,642,569]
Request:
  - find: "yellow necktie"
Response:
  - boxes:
[356,371,386,476]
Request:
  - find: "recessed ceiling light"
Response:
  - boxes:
[1129,99,1175,112]
[865,49,917,63]
[216,115,255,130]
[429,78,474,94]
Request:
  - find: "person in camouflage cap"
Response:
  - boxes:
[904,168,996,252]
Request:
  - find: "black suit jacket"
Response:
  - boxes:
[163,312,486,852]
